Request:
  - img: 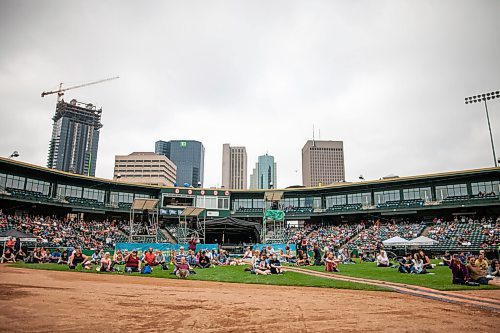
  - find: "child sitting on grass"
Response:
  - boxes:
[324,252,340,272]
[175,256,191,279]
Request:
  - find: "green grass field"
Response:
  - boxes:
[9,262,388,292]
[10,259,499,292]
[303,259,499,291]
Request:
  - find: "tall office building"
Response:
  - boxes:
[249,153,277,189]
[222,144,247,189]
[113,152,177,186]
[155,140,205,186]
[302,140,345,187]
[47,99,102,176]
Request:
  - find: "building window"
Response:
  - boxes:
[26,178,51,195]
[347,192,371,205]
[325,195,346,207]
[0,173,7,188]
[374,190,400,204]
[110,191,134,204]
[402,187,432,201]
[57,184,82,198]
[218,197,229,210]
[471,181,499,196]
[83,188,105,202]
[435,184,468,200]
[5,175,25,190]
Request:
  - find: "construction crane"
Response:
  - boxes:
[41,75,119,178]
[41,76,119,101]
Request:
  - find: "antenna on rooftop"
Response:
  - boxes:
[312,124,316,146]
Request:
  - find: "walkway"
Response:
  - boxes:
[287,266,500,313]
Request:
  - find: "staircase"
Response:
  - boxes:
[160,228,177,244]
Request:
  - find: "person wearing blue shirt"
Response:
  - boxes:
[50,249,62,263]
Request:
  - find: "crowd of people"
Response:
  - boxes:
[444,250,499,285]
[426,216,499,248]
[0,212,126,250]
[347,220,426,252]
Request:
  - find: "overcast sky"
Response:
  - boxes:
[1,1,499,188]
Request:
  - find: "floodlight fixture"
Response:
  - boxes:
[465,90,500,167]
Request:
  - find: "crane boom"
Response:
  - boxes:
[41,76,119,98]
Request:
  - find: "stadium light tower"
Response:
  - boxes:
[465,90,500,167]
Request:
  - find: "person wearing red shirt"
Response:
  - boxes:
[5,237,15,250]
[125,250,141,273]
[143,247,157,267]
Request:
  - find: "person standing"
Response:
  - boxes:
[313,243,322,266]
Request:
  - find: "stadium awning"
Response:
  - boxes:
[265,191,284,201]
[132,198,159,210]
[181,207,205,217]
[382,236,409,246]
[407,236,439,246]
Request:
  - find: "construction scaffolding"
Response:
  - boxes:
[176,207,206,244]
[262,191,286,243]
[129,198,159,243]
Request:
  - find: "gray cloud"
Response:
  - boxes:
[1,0,499,188]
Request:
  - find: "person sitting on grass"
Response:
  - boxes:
[217,250,229,266]
[99,252,112,272]
[69,248,91,270]
[143,247,158,268]
[89,249,102,266]
[376,250,390,267]
[411,253,426,274]
[449,257,470,285]
[175,247,188,266]
[175,256,191,279]
[50,249,62,263]
[15,248,26,262]
[467,257,489,285]
[398,254,413,273]
[487,259,500,278]
[156,250,168,270]
[419,250,433,270]
[110,250,124,271]
[254,254,271,275]
[285,247,296,264]
[197,251,211,269]
[124,250,141,273]
[41,247,50,263]
[324,252,340,272]
[33,248,43,263]
[1,248,16,263]
[296,253,310,266]
[242,247,253,260]
[269,254,284,274]
[442,251,452,267]
[475,251,489,271]
[58,250,68,265]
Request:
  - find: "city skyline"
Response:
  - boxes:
[1,1,499,189]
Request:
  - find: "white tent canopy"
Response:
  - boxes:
[407,236,439,246]
[382,236,409,246]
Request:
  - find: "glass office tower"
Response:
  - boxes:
[155,140,205,186]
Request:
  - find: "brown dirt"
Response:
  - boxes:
[0,266,499,333]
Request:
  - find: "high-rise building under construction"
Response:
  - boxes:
[47,99,102,176]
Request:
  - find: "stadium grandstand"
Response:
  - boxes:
[0,156,498,256]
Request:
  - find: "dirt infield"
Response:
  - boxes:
[0,266,499,333]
